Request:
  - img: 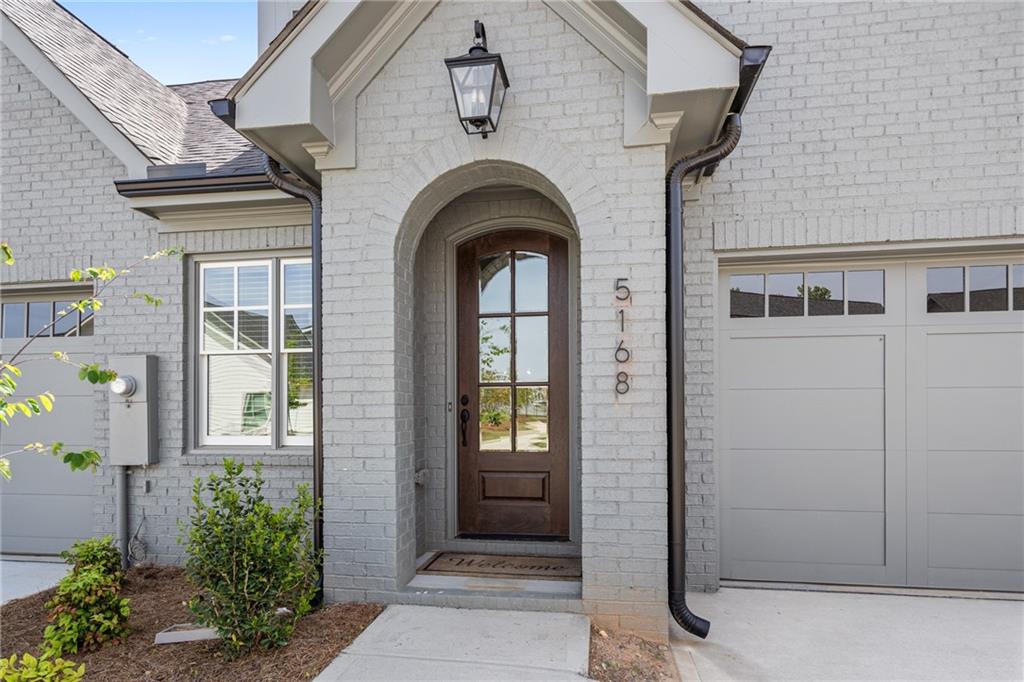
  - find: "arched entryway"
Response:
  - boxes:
[406,181,581,573]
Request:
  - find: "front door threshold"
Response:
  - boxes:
[407,572,582,598]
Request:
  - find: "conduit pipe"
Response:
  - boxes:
[263,154,325,605]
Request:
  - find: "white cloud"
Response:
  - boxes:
[204,34,237,45]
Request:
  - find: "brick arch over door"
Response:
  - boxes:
[371,127,610,586]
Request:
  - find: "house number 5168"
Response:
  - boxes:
[614,278,631,395]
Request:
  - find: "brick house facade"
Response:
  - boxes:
[2,1,1021,643]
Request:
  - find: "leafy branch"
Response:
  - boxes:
[0,243,182,478]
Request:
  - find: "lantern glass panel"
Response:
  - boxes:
[490,75,507,128]
[451,62,495,120]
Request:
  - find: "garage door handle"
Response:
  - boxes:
[460,408,470,447]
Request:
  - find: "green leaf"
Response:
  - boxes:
[39,392,54,411]
[0,458,10,480]
[70,269,83,282]
[0,242,14,265]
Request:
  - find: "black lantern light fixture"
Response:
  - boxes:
[444,21,509,139]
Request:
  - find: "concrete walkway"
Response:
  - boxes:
[0,560,67,604]
[672,586,1024,681]
[316,604,590,681]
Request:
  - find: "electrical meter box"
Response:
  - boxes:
[108,355,158,466]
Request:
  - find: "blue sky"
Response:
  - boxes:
[62,1,258,84]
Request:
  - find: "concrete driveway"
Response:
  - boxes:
[0,560,67,604]
[672,586,1023,681]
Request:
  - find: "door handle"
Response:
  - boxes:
[460,408,470,447]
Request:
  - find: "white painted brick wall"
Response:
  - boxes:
[682,1,1023,591]
[1,47,312,564]
[320,0,670,637]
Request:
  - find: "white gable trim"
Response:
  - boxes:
[230,0,744,179]
[1,14,151,177]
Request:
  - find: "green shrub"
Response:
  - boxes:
[42,568,130,657]
[0,652,85,681]
[181,459,319,659]
[60,536,121,577]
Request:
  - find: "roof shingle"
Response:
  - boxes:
[3,0,187,163]
[167,79,263,176]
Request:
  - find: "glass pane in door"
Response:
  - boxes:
[479,387,512,451]
[515,386,548,452]
[515,252,548,312]
[479,317,511,382]
[479,253,511,313]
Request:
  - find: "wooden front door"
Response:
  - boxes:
[457,230,570,538]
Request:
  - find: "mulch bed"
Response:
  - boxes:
[588,624,677,682]
[0,565,383,681]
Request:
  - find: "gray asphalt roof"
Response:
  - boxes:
[167,79,264,176]
[3,0,259,175]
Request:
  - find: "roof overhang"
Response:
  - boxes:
[224,0,764,183]
[115,174,309,231]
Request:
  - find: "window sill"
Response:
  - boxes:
[182,447,313,468]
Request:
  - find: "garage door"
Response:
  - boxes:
[720,256,1023,591]
[0,297,97,556]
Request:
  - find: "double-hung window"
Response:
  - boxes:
[197,257,312,447]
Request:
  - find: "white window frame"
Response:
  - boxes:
[196,256,314,449]
[198,259,274,446]
[280,258,314,446]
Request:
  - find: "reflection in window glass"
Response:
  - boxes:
[848,270,885,315]
[479,387,512,451]
[1014,264,1024,311]
[479,252,511,313]
[927,267,964,313]
[515,316,548,382]
[53,301,78,337]
[515,386,548,452]
[807,272,844,316]
[207,354,272,437]
[969,265,1008,312]
[515,252,547,312]
[2,303,25,338]
[283,262,312,305]
[283,308,312,349]
[27,302,51,337]
[285,353,313,437]
[729,274,764,318]
[238,265,269,306]
[238,309,270,350]
[79,309,94,336]
[203,267,234,307]
[768,273,804,317]
[479,317,511,382]
[204,311,235,351]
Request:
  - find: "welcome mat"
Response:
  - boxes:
[420,552,582,581]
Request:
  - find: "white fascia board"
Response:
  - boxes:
[318,0,438,170]
[620,1,738,95]
[546,1,739,150]
[1,14,151,178]
[126,188,309,232]
[234,1,359,138]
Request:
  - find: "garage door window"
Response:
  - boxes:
[1014,265,1024,311]
[927,264,1021,313]
[807,272,844,316]
[730,269,884,318]
[0,298,94,338]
